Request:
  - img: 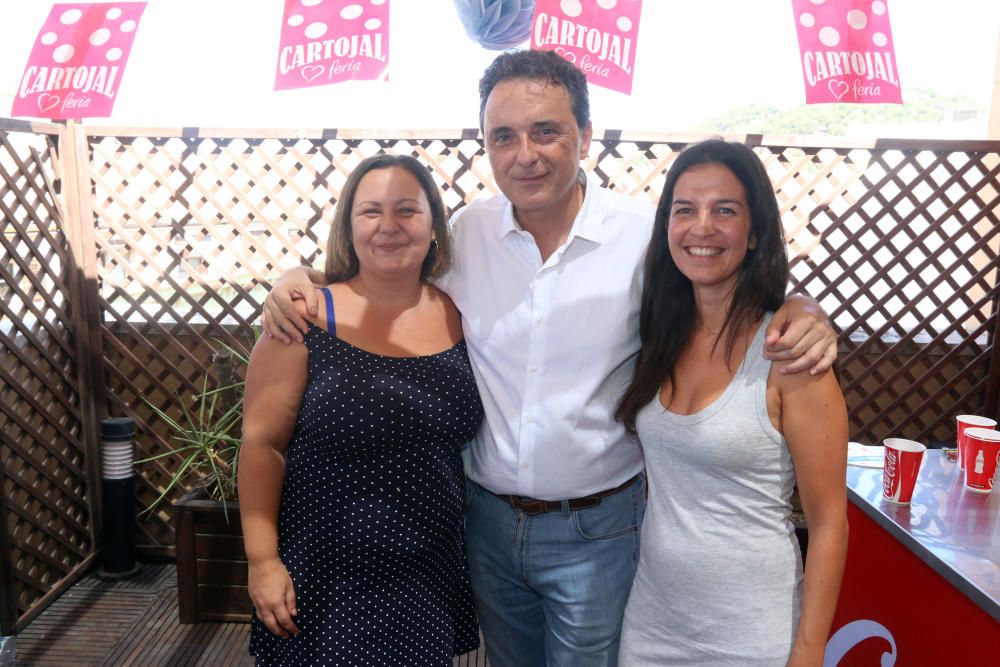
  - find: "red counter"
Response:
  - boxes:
[826,450,1000,665]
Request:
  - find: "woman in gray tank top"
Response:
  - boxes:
[615,140,849,666]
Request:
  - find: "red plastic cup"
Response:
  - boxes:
[882,438,926,504]
[956,415,996,470]
[963,427,1000,494]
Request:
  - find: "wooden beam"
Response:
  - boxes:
[987,288,1000,420]
[0,459,18,635]
[56,120,107,549]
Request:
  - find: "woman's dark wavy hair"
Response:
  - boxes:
[615,140,789,434]
[324,154,451,283]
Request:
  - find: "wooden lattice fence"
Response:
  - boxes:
[1,119,998,632]
[0,119,102,633]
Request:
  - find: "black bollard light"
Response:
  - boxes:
[98,417,142,580]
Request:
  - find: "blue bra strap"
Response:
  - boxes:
[321,287,336,336]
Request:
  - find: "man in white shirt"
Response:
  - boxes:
[262,50,836,667]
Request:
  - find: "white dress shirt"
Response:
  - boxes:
[437,174,654,500]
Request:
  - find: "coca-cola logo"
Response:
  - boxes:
[824,619,897,666]
[883,448,898,497]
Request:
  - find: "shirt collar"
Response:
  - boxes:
[498,200,521,239]
[498,170,607,245]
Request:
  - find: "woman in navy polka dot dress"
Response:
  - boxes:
[239,154,482,666]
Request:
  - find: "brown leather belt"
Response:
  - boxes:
[486,474,640,516]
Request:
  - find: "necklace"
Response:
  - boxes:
[696,320,720,337]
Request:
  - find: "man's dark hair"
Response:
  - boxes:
[478,49,590,130]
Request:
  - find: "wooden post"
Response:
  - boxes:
[57,119,108,549]
[988,294,1000,421]
[213,348,237,417]
[0,461,18,635]
[988,29,1000,415]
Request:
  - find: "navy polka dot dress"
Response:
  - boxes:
[249,291,483,666]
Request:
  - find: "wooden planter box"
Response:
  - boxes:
[174,491,251,623]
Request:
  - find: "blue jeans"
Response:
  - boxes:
[465,475,646,667]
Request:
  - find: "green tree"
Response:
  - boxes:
[696,88,979,136]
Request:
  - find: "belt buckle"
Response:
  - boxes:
[516,497,546,515]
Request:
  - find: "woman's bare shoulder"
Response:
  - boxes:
[425,283,458,313]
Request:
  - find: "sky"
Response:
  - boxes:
[0,0,997,135]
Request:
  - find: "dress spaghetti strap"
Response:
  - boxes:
[320,286,336,336]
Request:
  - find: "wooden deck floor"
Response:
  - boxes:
[14,564,488,666]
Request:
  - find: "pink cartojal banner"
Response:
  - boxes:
[275,0,389,91]
[531,0,642,95]
[12,3,146,120]
[792,0,902,104]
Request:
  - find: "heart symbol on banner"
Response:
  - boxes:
[827,79,850,102]
[301,65,325,82]
[37,93,61,112]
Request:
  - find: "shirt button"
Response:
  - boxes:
[521,463,529,469]
[529,366,537,373]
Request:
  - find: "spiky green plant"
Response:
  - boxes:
[138,340,249,514]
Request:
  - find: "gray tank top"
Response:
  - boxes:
[619,313,803,666]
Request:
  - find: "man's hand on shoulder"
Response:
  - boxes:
[261,267,326,344]
[764,294,838,375]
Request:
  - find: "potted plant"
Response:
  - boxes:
[140,342,251,623]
